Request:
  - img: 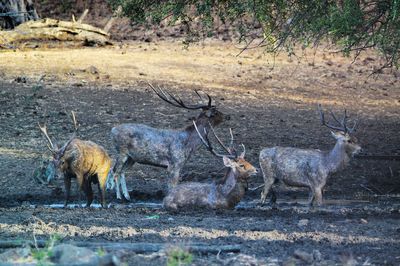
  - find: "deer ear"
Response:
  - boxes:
[223,156,232,167]
[330,131,340,139]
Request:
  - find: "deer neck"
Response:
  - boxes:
[218,168,245,207]
[184,118,211,152]
[324,140,350,173]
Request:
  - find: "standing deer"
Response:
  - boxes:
[163,121,258,211]
[39,112,112,207]
[259,105,361,206]
[109,84,229,200]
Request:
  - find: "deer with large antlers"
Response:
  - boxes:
[259,105,361,206]
[109,84,229,200]
[39,112,112,207]
[163,121,257,211]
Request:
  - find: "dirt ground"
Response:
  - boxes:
[0,40,400,265]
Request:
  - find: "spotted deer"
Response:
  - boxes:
[163,122,258,211]
[39,112,112,207]
[259,105,361,206]
[109,84,229,200]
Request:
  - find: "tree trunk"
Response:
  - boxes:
[0,0,39,29]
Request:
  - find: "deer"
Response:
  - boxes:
[109,83,230,201]
[259,104,361,206]
[38,112,112,208]
[163,121,258,211]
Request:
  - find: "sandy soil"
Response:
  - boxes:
[0,40,399,265]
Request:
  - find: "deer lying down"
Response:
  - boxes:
[39,112,112,207]
[259,105,361,206]
[163,122,257,211]
[110,84,229,201]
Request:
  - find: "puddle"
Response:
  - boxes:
[24,198,400,214]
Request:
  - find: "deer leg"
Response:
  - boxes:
[313,187,323,206]
[63,175,71,208]
[167,166,181,191]
[85,179,94,208]
[260,159,276,206]
[112,155,129,200]
[97,182,106,208]
[120,172,131,201]
[97,172,107,208]
[260,178,275,206]
[307,188,315,206]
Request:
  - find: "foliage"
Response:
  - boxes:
[108,0,400,68]
[31,234,62,266]
[166,247,193,266]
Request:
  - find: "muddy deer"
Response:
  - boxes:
[163,121,258,211]
[39,112,112,207]
[259,105,361,206]
[109,84,229,200]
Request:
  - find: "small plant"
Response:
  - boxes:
[31,234,62,266]
[167,247,193,266]
[96,247,106,257]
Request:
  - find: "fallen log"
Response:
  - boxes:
[0,17,111,47]
[0,240,241,254]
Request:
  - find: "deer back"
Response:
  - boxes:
[60,139,112,178]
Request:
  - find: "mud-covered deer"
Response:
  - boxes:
[163,122,257,211]
[39,112,112,207]
[110,84,229,200]
[259,105,361,206]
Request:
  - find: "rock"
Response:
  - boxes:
[313,249,322,262]
[0,247,31,263]
[293,249,313,264]
[49,244,120,266]
[297,219,309,227]
[87,66,99,75]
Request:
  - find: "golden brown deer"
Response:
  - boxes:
[39,112,112,207]
[163,122,257,211]
[259,105,361,206]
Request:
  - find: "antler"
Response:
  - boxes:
[193,121,245,159]
[57,111,79,155]
[318,104,358,133]
[38,123,57,153]
[149,83,212,110]
[71,111,79,132]
[208,122,235,156]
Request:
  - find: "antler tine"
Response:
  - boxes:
[240,144,246,155]
[329,109,342,126]
[342,109,348,133]
[206,93,212,108]
[194,121,236,158]
[38,123,56,152]
[148,83,212,110]
[71,111,78,131]
[193,121,228,158]
[228,128,238,156]
[148,83,183,109]
[208,122,234,156]
[194,89,203,101]
[163,88,188,108]
[318,104,346,132]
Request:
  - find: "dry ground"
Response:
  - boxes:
[0,41,399,265]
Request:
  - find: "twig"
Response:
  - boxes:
[360,184,376,195]
[249,184,264,191]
